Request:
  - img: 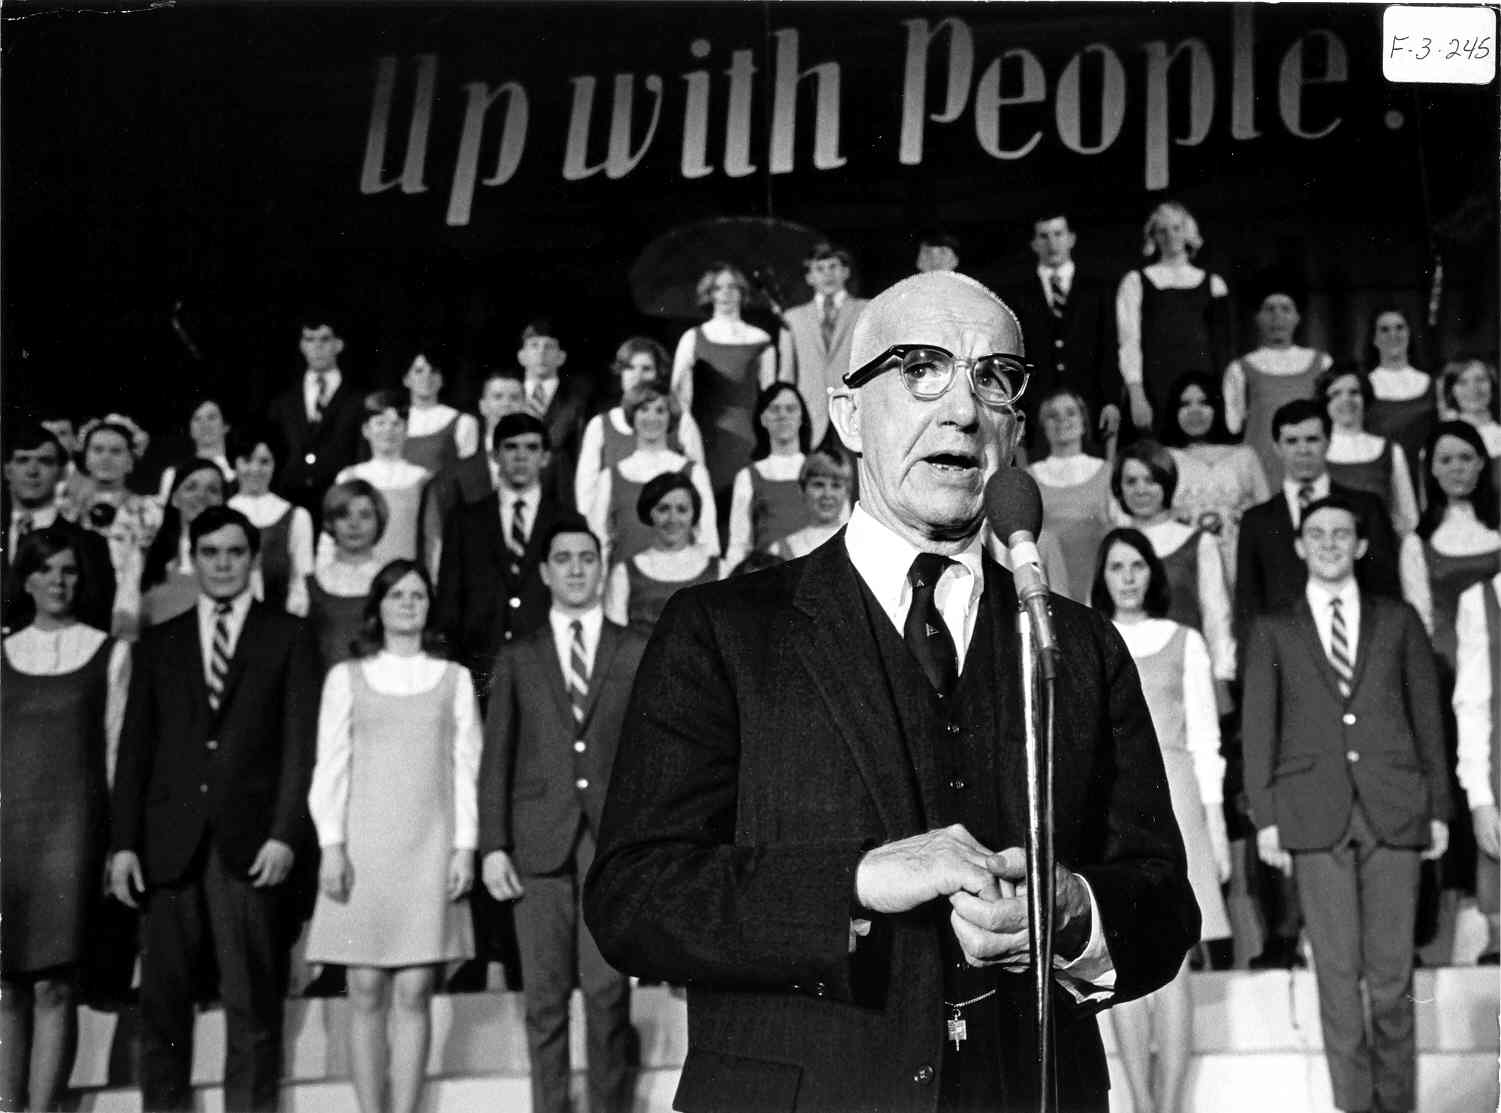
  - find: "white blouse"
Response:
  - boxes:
[1400,503,1501,634]
[406,403,480,458]
[314,557,382,599]
[3,624,131,786]
[1368,365,1432,402]
[1028,454,1107,487]
[308,652,482,851]
[1111,617,1223,806]
[574,407,707,513]
[1327,428,1419,536]
[1453,575,1501,808]
[725,453,806,571]
[603,544,721,626]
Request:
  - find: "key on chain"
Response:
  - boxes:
[947,1009,967,1050]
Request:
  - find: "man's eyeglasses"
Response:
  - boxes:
[842,345,1031,410]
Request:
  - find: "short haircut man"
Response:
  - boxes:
[778,242,869,451]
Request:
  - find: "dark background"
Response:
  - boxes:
[3,1,1496,479]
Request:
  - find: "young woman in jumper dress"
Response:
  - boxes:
[723,383,815,571]
[306,560,480,1113]
[1026,386,1114,604]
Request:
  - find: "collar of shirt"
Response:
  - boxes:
[1282,473,1330,521]
[174,531,194,574]
[1305,576,1360,654]
[305,368,341,401]
[1037,260,1076,289]
[11,504,59,531]
[549,605,604,673]
[524,375,560,405]
[196,589,254,673]
[843,502,985,664]
[818,291,846,315]
[499,483,541,513]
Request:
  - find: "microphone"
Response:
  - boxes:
[984,468,1060,670]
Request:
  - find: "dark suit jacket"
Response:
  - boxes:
[479,620,648,874]
[111,602,319,886]
[420,450,494,579]
[1233,483,1400,650]
[1007,268,1122,451]
[584,537,1198,1113]
[1242,593,1450,850]
[538,374,594,512]
[266,377,366,514]
[434,489,563,697]
[0,510,116,633]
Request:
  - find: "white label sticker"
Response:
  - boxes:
[1383,6,1496,84]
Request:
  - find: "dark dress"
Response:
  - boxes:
[257,508,295,614]
[307,575,367,672]
[1138,269,1228,415]
[1368,392,1437,503]
[606,460,696,570]
[1328,441,1396,514]
[747,466,809,554]
[625,554,721,637]
[1,636,112,975]
[404,414,461,477]
[690,328,771,499]
[1158,529,1205,632]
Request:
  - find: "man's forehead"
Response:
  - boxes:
[502,435,544,450]
[851,273,1019,367]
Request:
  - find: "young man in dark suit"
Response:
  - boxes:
[2,423,115,632]
[265,315,366,518]
[1232,397,1400,968]
[517,320,593,511]
[109,505,318,1112]
[1243,496,1449,1113]
[481,517,646,1113]
[586,272,1197,1112]
[1006,213,1122,456]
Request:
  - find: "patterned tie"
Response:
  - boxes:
[528,380,549,417]
[14,511,33,545]
[509,497,529,557]
[1296,481,1315,525]
[1328,597,1353,699]
[904,553,958,696]
[311,373,331,423]
[820,296,838,351]
[567,619,590,724]
[207,601,233,712]
[1049,271,1068,319]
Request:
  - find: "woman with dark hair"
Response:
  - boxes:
[724,383,815,569]
[1094,528,1230,1113]
[227,424,315,617]
[155,396,236,503]
[1026,386,1114,603]
[585,382,717,569]
[1159,371,1269,589]
[1318,363,1419,536]
[306,558,479,1113]
[1,531,130,1112]
[139,459,226,629]
[307,479,390,672]
[400,349,481,477]
[1112,440,1236,698]
[1439,359,1501,486]
[1365,308,1436,499]
[574,336,705,514]
[670,263,777,515]
[602,471,723,636]
[1401,421,1501,670]
[1115,201,1231,432]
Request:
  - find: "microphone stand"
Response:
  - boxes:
[1018,609,1058,1113]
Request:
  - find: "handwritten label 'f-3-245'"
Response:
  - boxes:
[1384,6,1496,84]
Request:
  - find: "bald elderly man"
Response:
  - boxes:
[585,272,1197,1113]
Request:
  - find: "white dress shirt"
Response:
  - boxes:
[524,375,560,414]
[548,605,604,680]
[1281,473,1331,529]
[499,483,543,549]
[842,503,1116,993]
[1453,574,1501,808]
[817,290,847,319]
[308,652,482,850]
[1305,577,1361,665]
[1399,503,1501,634]
[1037,260,1076,309]
[304,369,342,421]
[1223,346,1333,434]
[3,623,131,785]
[195,590,254,686]
[8,503,60,554]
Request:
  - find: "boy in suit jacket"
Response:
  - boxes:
[265,317,366,517]
[109,506,318,1112]
[1243,496,1449,1113]
[778,243,868,451]
[517,319,593,511]
[481,517,646,1113]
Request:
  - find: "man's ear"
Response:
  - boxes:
[555,349,568,371]
[331,338,345,358]
[1293,536,1307,563]
[828,390,862,455]
[1354,537,1369,561]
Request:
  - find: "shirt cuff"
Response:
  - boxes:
[1053,876,1116,1003]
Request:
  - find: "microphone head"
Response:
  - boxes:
[984,467,1044,542]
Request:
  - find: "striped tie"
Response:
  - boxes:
[567,620,589,724]
[528,381,548,417]
[1049,272,1068,319]
[207,602,233,712]
[1328,597,1353,699]
[510,498,528,558]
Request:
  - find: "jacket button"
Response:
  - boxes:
[574,740,586,753]
[508,596,521,607]
[200,783,209,793]
[913,1064,935,1085]
[949,778,967,791]
[1053,337,1064,348]
[304,453,316,465]
[1346,750,1360,763]
[575,777,589,790]
[206,739,219,751]
[945,723,960,735]
[813,981,827,997]
[1342,712,1356,725]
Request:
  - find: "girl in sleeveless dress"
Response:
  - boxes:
[1318,364,1419,536]
[307,560,479,1113]
[724,383,813,570]
[770,447,853,562]
[575,336,705,515]
[139,459,226,630]
[1365,309,1436,501]
[155,396,236,504]
[228,424,314,617]
[1094,528,1230,1113]
[1440,359,1501,489]
[603,471,722,637]
[1026,386,1114,604]
[1115,202,1230,435]
[308,480,389,672]
[1157,372,1269,591]
[1,533,130,1112]
[400,350,480,478]
[671,263,776,533]
[329,391,431,572]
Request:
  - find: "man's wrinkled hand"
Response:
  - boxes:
[947,848,1092,969]
[854,825,999,915]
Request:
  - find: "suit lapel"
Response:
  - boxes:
[1293,597,1345,703]
[529,628,575,732]
[1345,592,1380,697]
[582,623,622,725]
[791,537,924,837]
[214,602,261,716]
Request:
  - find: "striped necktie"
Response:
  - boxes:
[820,296,838,351]
[509,497,528,558]
[207,601,233,712]
[567,619,590,724]
[1049,271,1068,318]
[1328,596,1353,699]
[528,380,549,417]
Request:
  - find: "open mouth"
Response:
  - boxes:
[923,452,979,474]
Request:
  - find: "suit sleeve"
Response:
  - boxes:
[434,509,466,652]
[110,630,157,854]
[78,531,118,634]
[1240,616,1281,830]
[1233,511,1263,658]
[271,620,320,849]
[584,589,873,998]
[478,646,518,855]
[1399,604,1453,822]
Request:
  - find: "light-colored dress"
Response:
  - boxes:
[333,459,431,569]
[306,653,480,967]
[1028,455,1113,605]
[1115,619,1230,941]
[1169,443,1270,590]
[1223,346,1330,488]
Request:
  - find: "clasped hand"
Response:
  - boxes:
[854,824,1091,969]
